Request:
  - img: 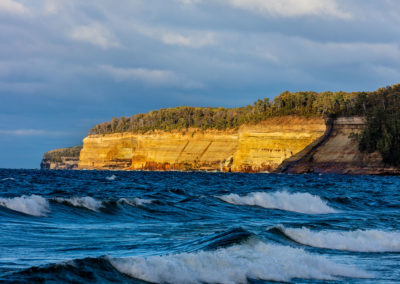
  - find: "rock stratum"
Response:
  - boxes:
[41,116,400,174]
[78,116,325,172]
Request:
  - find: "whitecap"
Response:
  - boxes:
[279,226,400,252]
[106,174,117,181]
[0,195,49,216]
[54,196,103,212]
[1,177,16,181]
[109,239,371,283]
[218,191,337,214]
[118,198,153,207]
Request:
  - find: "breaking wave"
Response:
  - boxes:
[218,191,337,214]
[0,195,49,216]
[117,197,153,207]
[0,195,155,215]
[106,174,117,181]
[109,239,371,283]
[53,196,104,212]
[1,177,16,181]
[53,196,153,212]
[277,226,400,252]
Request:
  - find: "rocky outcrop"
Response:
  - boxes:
[78,116,326,172]
[278,117,400,175]
[41,146,82,170]
[231,117,326,172]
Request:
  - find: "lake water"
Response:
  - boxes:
[0,169,399,283]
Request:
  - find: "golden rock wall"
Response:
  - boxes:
[78,116,326,172]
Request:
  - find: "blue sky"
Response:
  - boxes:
[1,0,400,168]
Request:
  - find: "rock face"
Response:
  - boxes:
[78,116,326,172]
[41,146,82,170]
[279,117,400,175]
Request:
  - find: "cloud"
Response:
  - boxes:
[0,129,69,136]
[43,0,59,14]
[134,25,216,48]
[69,22,121,49]
[179,0,351,19]
[0,0,29,15]
[100,64,203,89]
[100,65,176,84]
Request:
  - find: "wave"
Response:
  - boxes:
[0,195,49,216]
[218,191,337,214]
[117,198,153,207]
[109,239,371,283]
[53,197,104,212]
[0,195,155,215]
[53,197,153,212]
[106,174,117,181]
[1,177,15,181]
[4,257,136,283]
[277,226,400,252]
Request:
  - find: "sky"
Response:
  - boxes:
[1,0,400,168]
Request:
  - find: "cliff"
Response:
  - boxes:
[78,116,326,172]
[278,117,400,175]
[40,146,82,170]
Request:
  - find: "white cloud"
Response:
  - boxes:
[0,0,29,15]
[179,0,351,19]
[69,22,121,49]
[162,31,216,48]
[134,25,216,48]
[100,64,203,88]
[43,0,59,14]
[100,64,177,84]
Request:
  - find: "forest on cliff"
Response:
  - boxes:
[89,84,400,165]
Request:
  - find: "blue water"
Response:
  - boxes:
[0,169,400,283]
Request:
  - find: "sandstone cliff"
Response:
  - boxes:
[41,146,82,170]
[278,117,400,175]
[78,116,326,172]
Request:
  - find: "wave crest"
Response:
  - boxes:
[118,198,153,207]
[278,226,400,252]
[218,191,337,214]
[54,197,103,212]
[0,195,49,216]
[106,174,117,181]
[110,239,371,283]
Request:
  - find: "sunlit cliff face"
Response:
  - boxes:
[78,116,326,172]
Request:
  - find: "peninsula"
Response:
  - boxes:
[41,84,400,175]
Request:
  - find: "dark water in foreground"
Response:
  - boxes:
[0,169,400,283]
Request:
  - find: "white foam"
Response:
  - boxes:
[218,191,337,214]
[279,226,400,252]
[54,196,103,212]
[106,174,117,181]
[109,239,371,283]
[0,195,49,216]
[118,198,153,207]
[1,177,15,181]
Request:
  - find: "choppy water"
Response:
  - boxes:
[0,169,399,283]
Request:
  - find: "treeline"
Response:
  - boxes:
[43,146,83,163]
[89,90,366,135]
[353,84,400,165]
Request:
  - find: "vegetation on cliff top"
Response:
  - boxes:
[43,146,82,163]
[89,90,364,135]
[89,84,400,166]
[353,84,400,165]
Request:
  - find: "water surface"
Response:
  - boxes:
[0,169,399,283]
